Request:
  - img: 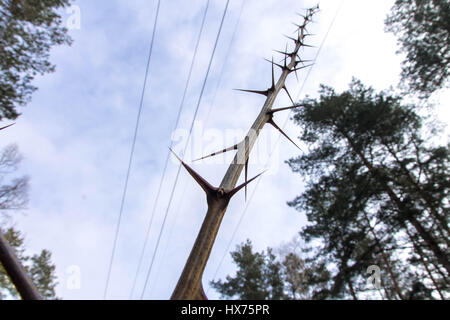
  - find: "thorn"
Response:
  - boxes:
[268,105,303,114]
[264,58,284,72]
[264,58,289,76]
[0,123,15,131]
[292,67,299,82]
[284,44,288,68]
[228,170,266,199]
[284,34,298,43]
[299,42,314,48]
[274,49,288,56]
[291,63,314,73]
[234,88,269,97]
[274,49,292,57]
[294,59,314,66]
[267,119,303,152]
[283,86,295,105]
[271,57,275,89]
[193,144,239,162]
[169,148,216,196]
[295,12,308,20]
[244,157,249,201]
[236,57,278,96]
[298,22,308,30]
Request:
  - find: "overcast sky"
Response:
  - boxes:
[0,0,448,300]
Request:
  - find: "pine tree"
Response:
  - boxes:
[29,249,57,299]
[211,240,311,300]
[0,0,73,120]
[287,79,449,299]
[385,0,450,97]
[210,240,268,300]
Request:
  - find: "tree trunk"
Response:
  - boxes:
[341,132,450,276]
[361,211,404,299]
[405,227,445,299]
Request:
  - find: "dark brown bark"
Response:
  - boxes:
[0,232,41,300]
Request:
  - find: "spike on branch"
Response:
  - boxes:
[291,63,314,73]
[268,105,303,115]
[284,34,299,44]
[265,58,287,73]
[271,57,275,90]
[171,148,265,202]
[294,59,313,67]
[227,170,266,199]
[283,86,295,105]
[298,41,314,48]
[244,158,249,201]
[295,12,308,21]
[235,88,270,97]
[292,66,299,82]
[289,63,314,81]
[283,44,288,69]
[0,123,15,131]
[193,143,240,162]
[235,57,278,96]
[267,119,302,151]
[265,107,303,151]
[169,148,216,196]
[274,49,294,57]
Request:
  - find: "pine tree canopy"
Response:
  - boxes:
[0,0,73,120]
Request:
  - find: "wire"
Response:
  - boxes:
[103,0,161,300]
[140,0,231,299]
[203,0,246,124]
[207,0,345,294]
[128,0,211,299]
[149,0,247,296]
[148,177,188,297]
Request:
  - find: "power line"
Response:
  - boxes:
[207,1,344,294]
[203,0,246,124]
[149,0,247,296]
[103,0,161,299]
[140,0,231,299]
[129,0,211,299]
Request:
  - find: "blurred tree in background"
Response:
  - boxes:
[0,228,58,299]
[385,0,450,97]
[286,79,448,299]
[0,0,73,120]
[0,144,58,299]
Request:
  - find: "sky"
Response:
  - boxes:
[0,0,448,300]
